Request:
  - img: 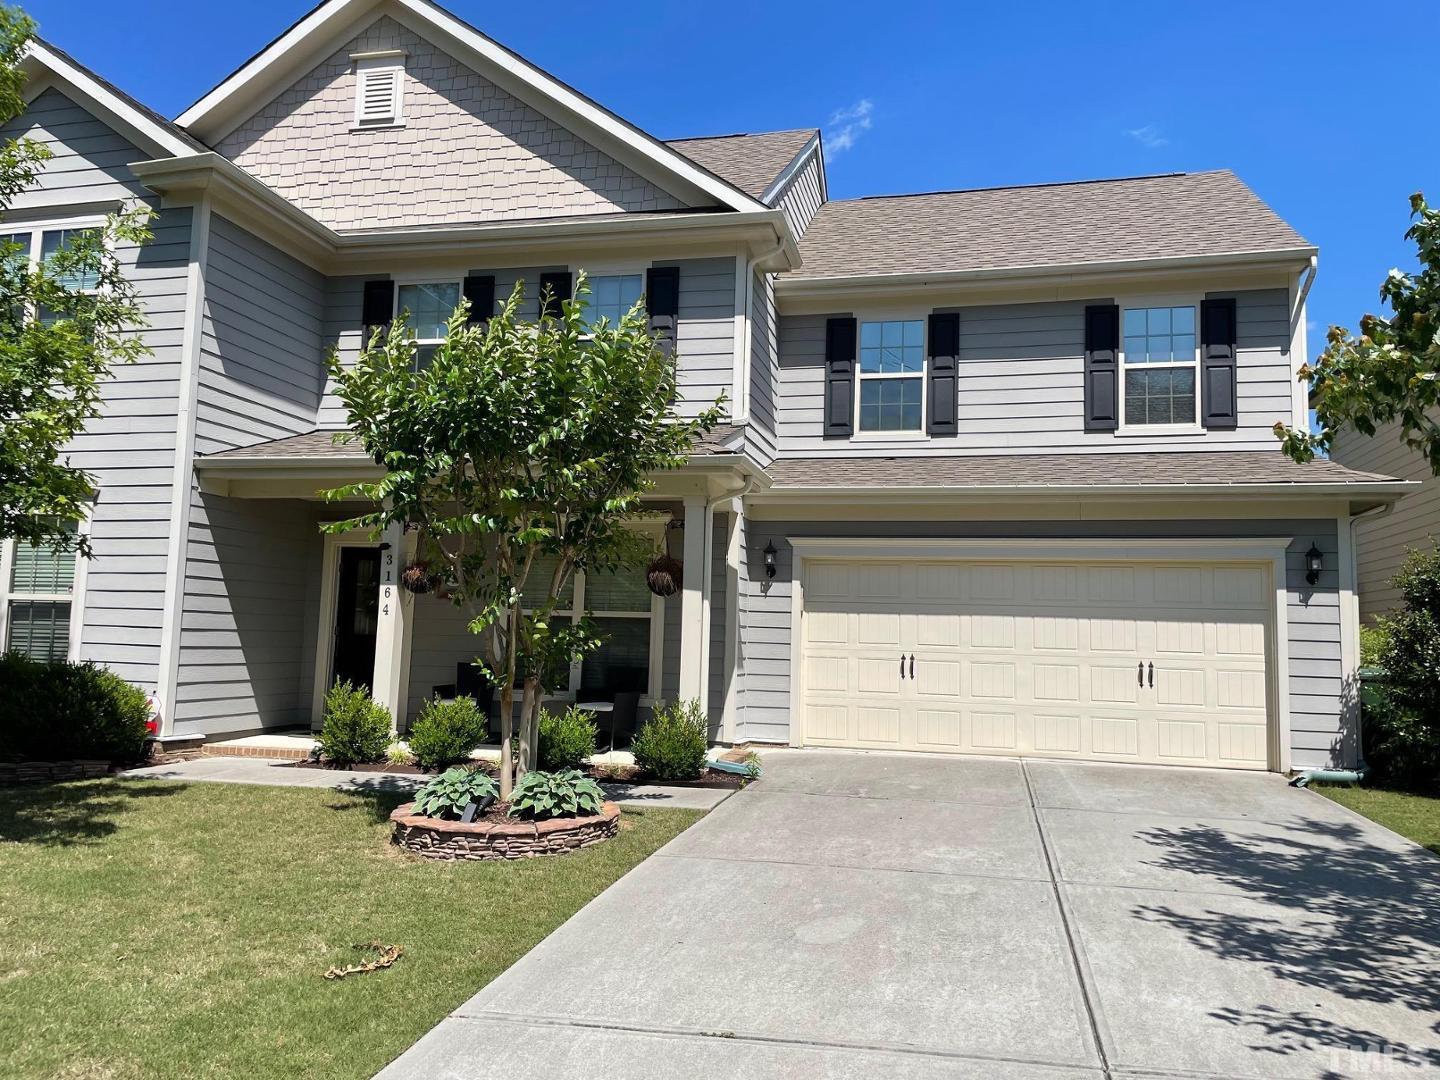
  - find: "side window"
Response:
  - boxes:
[582,273,643,330]
[2,523,79,663]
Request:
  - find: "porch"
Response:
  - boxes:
[172,431,759,745]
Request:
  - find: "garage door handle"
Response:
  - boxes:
[900,655,906,679]
[1148,662,1154,688]
[909,654,915,680]
[1138,662,1144,687]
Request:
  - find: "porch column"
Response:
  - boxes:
[370,520,414,735]
[678,493,709,704]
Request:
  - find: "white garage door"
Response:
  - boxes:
[799,558,1273,770]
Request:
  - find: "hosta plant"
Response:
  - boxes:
[411,766,499,820]
[508,768,606,821]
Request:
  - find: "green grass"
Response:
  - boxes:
[1318,784,1440,856]
[0,780,701,1079]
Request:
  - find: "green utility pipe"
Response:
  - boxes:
[1290,768,1366,788]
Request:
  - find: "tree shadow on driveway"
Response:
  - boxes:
[1133,815,1440,1069]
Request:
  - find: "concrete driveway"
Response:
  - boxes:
[379,751,1440,1080]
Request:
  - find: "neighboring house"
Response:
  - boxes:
[1331,417,1439,617]
[0,0,1414,773]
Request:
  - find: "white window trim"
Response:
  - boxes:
[352,51,406,130]
[851,311,930,443]
[0,509,91,663]
[1116,293,1205,437]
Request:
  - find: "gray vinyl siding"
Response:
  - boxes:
[775,290,1295,456]
[770,147,825,240]
[1331,416,1439,617]
[0,88,193,690]
[319,260,737,427]
[1,87,150,210]
[745,270,779,464]
[172,216,327,735]
[737,517,1348,769]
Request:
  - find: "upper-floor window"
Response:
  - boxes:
[395,281,458,369]
[858,318,924,433]
[354,53,405,128]
[581,273,643,330]
[2,221,103,324]
[1121,305,1198,429]
[0,522,80,663]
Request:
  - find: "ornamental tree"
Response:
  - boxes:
[322,275,723,797]
[1277,192,1440,472]
[0,5,153,553]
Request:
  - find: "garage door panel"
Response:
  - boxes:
[799,557,1273,771]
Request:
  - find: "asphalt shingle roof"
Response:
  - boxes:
[666,129,817,200]
[765,451,1395,489]
[789,170,1311,281]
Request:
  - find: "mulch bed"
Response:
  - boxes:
[286,759,430,776]
[289,757,749,788]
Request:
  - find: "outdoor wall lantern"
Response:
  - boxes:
[1305,543,1324,586]
[763,541,778,579]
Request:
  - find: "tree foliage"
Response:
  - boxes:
[1365,544,1440,788]
[0,4,153,553]
[1277,192,1440,472]
[323,275,722,796]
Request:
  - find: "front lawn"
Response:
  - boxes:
[1318,784,1440,856]
[0,780,700,1079]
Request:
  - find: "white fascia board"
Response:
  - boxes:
[776,247,1320,300]
[760,133,822,205]
[22,40,199,159]
[176,0,768,215]
[753,480,1419,503]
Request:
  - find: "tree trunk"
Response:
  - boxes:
[497,605,522,800]
[517,676,540,777]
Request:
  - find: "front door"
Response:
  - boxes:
[331,547,381,693]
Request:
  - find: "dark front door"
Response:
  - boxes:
[332,547,381,693]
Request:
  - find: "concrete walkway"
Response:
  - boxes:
[119,756,733,810]
[378,750,1440,1080]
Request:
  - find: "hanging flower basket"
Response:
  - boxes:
[646,553,683,597]
[400,562,438,594]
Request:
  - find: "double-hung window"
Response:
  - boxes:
[513,524,664,700]
[3,219,104,325]
[857,318,925,433]
[579,273,643,331]
[1121,304,1199,429]
[395,281,460,369]
[0,522,80,663]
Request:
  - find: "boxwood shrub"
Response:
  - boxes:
[537,706,597,771]
[317,680,391,766]
[408,695,488,771]
[631,698,708,781]
[0,653,150,763]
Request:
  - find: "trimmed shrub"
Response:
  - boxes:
[1359,623,1390,669]
[508,767,606,820]
[1364,544,1440,788]
[317,680,391,766]
[412,766,498,820]
[537,706,596,771]
[631,698,708,781]
[408,695,488,771]
[0,653,149,763]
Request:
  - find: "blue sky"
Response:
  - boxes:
[26,0,1437,346]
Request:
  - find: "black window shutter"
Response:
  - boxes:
[462,275,495,325]
[1200,297,1239,430]
[646,266,680,356]
[1083,304,1120,431]
[824,317,857,438]
[361,279,395,339]
[927,312,960,436]
[538,271,572,320]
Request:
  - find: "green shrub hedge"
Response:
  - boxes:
[317,680,391,766]
[0,653,150,763]
[408,695,488,771]
[632,699,708,781]
[1363,544,1440,788]
[537,706,596,771]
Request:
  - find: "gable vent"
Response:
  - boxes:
[354,53,405,127]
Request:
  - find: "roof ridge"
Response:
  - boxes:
[849,170,1232,202]
[666,128,819,144]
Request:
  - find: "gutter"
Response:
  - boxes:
[753,480,1419,502]
[776,246,1320,298]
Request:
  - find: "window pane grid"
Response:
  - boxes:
[1122,305,1196,365]
[397,282,460,341]
[11,540,75,594]
[584,274,642,328]
[1125,367,1196,426]
[41,229,101,291]
[857,319,924,433]
[7,600,70,663]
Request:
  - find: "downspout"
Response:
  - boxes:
[735,232,788,426]
[1289,499,1393,788]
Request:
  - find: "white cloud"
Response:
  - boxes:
[825,99,874,154]
[1124,123,1168,148]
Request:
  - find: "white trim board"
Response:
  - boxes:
[785,537,1292,772]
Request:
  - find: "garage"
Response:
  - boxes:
[795,553,1277,770]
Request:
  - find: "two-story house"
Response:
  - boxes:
[2,0,1412,773]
